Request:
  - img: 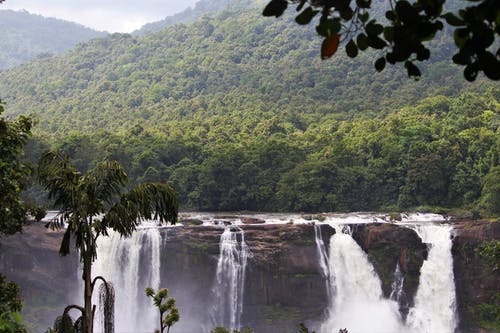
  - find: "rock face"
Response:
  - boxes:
[0,223,80,331]
[350,223,428,318]
[158,224,334,332]
[452,221,500,333]
[1,219,498,333]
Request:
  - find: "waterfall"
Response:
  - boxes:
[211,226,250,331]
[94,227,162,333]
[406,224,457,333]
[390,263,408,318]
[320,225,403,333]
[314,224,333,302]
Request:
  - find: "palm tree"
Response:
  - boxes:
[38,151,179,333]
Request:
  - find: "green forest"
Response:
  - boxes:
[0,3,498,215]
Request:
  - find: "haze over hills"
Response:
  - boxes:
[0,1,497,213]
[0,9,107,69]
[134,0,237,35]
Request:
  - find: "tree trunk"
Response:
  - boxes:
[83,256,94,333]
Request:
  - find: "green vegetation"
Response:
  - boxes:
[0,274,25,333]
[0,99,34,236]
[0,4,497,215]
[145,287,180,333]
[469,295,500,332]
[475,240,500,270]
[38,152,178,333]
[0,9,106,69]
[263,0,499,81]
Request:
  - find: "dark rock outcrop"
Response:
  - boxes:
[452,221,500,333]
[350,223,428,318]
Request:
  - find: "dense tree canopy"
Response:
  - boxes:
[263,0,500,81]
[0,99,33,236]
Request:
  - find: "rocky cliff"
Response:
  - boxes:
[0,220,498,332]
[452,221,500,333]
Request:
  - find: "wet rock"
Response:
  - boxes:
[452,221,500,333]
[180,218,203,226]
[350,223,427,318]
[241,217,265,224]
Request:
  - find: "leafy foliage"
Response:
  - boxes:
[475,240,500,270]
[0,4,497,215]
[0,99,33,236]
[0,274,25,333]
[263,0,499,80]
[25,89,499,215]
[145,287,179,333]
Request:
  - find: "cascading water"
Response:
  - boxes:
[94,227,162,333]
[389,264,405,303]
[317,222,457,333]
[314,224,332,301]
[320,225,403,333]
[389,263,409,319]
[210,226,250,331]
[406,224,457,333]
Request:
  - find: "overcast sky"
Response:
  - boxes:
[1,0,200,32]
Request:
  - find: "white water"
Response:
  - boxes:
[210,226,250,331]
[314,224,332,301]
[318,222,457,333]
[94,227,162,333]
[320,225,403,333]
[406,224,457,333]
[389,263,405,303]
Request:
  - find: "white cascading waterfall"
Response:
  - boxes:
[406,224,457,333]
[314,224,332,301]
[389,263,405,303]
[317,222,458,333]
[94,227,162,333]
[211,226,250,331]
[320,225,403,333]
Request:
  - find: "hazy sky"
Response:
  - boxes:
[1,0,200,32]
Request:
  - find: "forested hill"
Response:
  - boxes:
[0,10,107,69]
[1,4,498,214]
[0,4,490,134]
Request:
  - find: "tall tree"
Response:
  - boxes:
[38,151,179,333]
[0,99,33,236]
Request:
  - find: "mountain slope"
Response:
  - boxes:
[0,9,107,69]
[0,5,488,135]
[134,0,236,36]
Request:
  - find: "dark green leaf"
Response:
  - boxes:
[367,35,387,49]
[295,7,318,25]
[464,63,478,81]
[345,39,358,58]
[405,61,421,78]
[375,57,386,71]
[442,13,464,26]
[356,33,368,50]
[356,0,371,9]
[263,0,288,17]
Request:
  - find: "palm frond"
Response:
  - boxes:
[38,150,81,210]
[102,182,178,236]
[85,161,128,207]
